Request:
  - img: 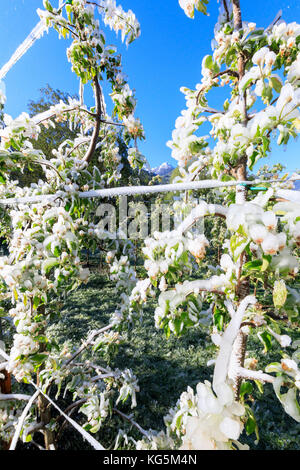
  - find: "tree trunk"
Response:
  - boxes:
[231,0,250,400]
[0,337,12,450]
[36,307,56,450]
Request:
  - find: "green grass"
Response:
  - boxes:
[46,272,300,450]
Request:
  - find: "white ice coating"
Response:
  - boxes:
[212,296,257,400]
[1,179,299,207]
[0,21,47,81]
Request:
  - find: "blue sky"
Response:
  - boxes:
[0,0,299,172]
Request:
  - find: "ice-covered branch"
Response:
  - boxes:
[0,393,33,401]
[1,178,297,206]
[237,367,275,384]
[64,323,115,367]
[177,202,228,234]
[213,296,257,397]
[28,379,106,451]
[9,390,40,450]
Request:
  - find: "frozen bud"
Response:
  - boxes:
[187,235,209,262]
[279,335,292,348]
[281,358,298,372]
[252,47,269,66]
[261,233,279,255]
[79,268,90,282]
[265,51,277,67]
[232,31,239,42]
[250,242,259,253]
[248,22,256,31]
[220,254,234,272]
[244,357,258,370]
[24,280,33,290]
[61,252,68,262]
[159,276,167,292]
[159,260,169,274]
[246,144,254,157]
[287,37,295,48]
[219,417,241,440]
[277,232,287,251]
[292,221,300,245]
[241,325,250,334]
[106,251,115,263]
[262,211,277,231]
[268,327,292,348]
[211,332,222,346]
[249,224,268,244]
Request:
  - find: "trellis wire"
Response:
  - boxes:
[0,177,299,206]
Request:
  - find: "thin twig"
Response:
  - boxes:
[64,323,115,367]
[222,0,230,22]
[113,408,151,439]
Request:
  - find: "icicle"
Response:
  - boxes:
[0,21,47,81]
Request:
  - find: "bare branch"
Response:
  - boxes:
[222,0,230,23]
[113,408,151,439]
[83,76,102,163]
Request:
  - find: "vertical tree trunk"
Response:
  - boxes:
[231,0,250,400]
[36,306,56,450]
[0,336,12,449]
[36,379,55,449]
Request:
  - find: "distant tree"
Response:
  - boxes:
[28,84,79,159]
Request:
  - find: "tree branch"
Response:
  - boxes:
[83,76,102,163]
[113,408,151,440]
[64,323,115,367]
[9,390,40,450]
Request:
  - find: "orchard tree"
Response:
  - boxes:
[128,0,300,450]
[0,0,146,450]
[0,0,300,453]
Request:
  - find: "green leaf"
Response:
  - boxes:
[53,246,61,258]
[196,0,209,15]
[24,434,32,443]
[245,415,256,435]
[33,295,41,310]
[258,331,273,353]
[42,258,59,275]
[243,259,263,271]
[254,380,264,394]
[204,55,214,71]
[261,135,270,154]
[31,353,48,369]
[270,75,282,93]
[261,256,270,272]
[273,280,287,308]
[44,0,53,12]
[240,381,253,398]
